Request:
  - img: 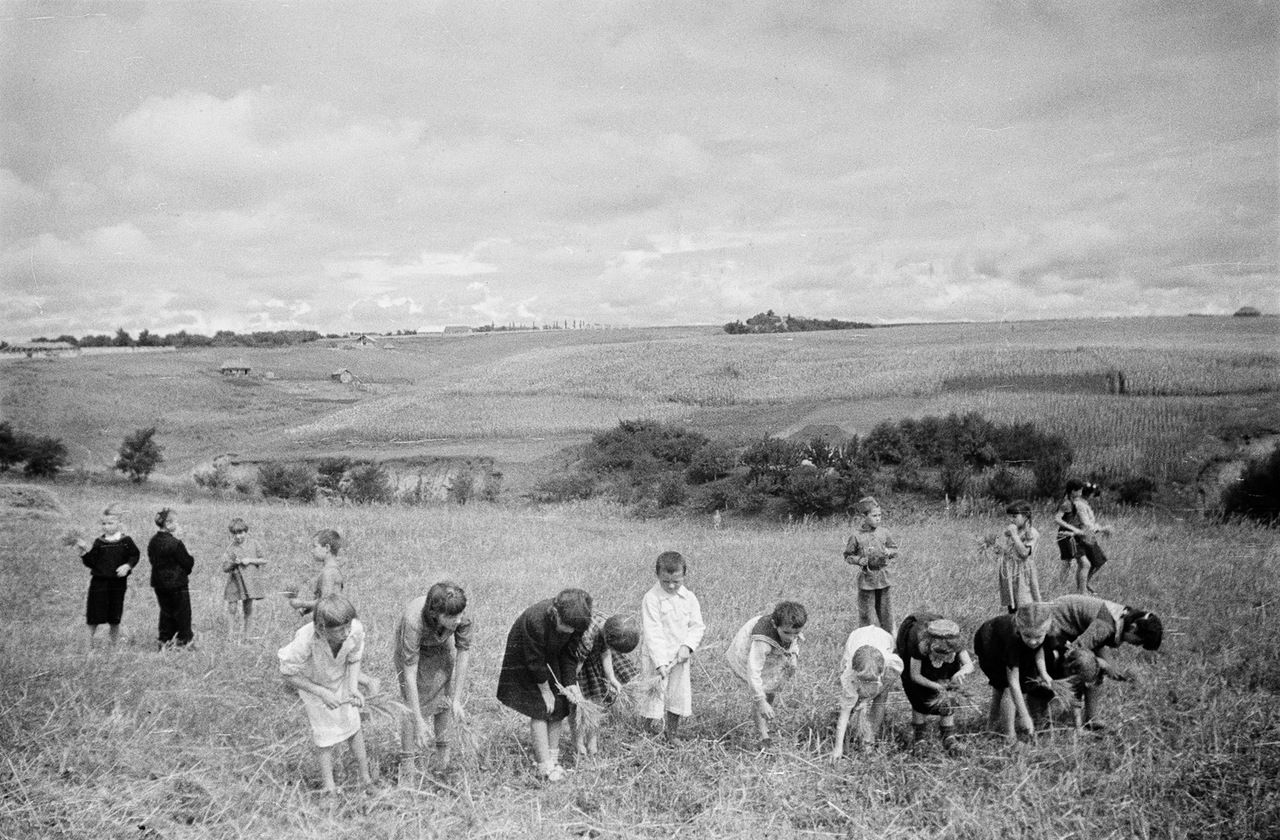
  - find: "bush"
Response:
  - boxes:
[345,462,392,504]
[479,470,503,503]
[586,420,710,473]
[448,470,475,505]
[193,462,231,491]
[257,462,317,502]
[115,426,163,483]
[316,458,352,496]
[781,467,854,517]
[22,437,68,478]
[1110,475,1158,507]
[686,440,736,484]
[0,422,23,471]
[655,472,688,508]
[741,437,802,486]
[531,472,597,503]
[1221,443,1280,524]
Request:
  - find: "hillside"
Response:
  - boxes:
[2,317,1277,495]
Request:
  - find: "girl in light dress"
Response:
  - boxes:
[222,518,267,639]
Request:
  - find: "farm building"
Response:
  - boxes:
[330,368,356,384]
[349,334,376,348]
[3,341,80,358]
[442,325,472,336]
[219,359,251,376]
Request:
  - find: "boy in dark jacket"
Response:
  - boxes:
[148,508,196,648]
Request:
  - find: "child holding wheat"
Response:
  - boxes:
[394,581,473,775]
[895,613,975,754]
[725,601,807,748]
[832,624,903,759]
[638,551,706,743]
[571,612,640,758]
[287,528,344,617]
[843,497,898,632]
[997,500,1042,613]
[496,589,591,782]
[221,517,267,640]
[74,503,140,650]
[973,602,1056,742]
[278,595,373,795]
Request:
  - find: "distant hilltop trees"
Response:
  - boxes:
[17,328,322,349]
[1233,306,1262,317]
[723,310,874,334]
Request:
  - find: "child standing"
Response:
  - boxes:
[278,595,372,794]
[571,612,640,758]
[1055,480,1110,593]
[725,601,807,748]
[997,500,1042,613]
[843,497,898,632]
[832,624,903,759]
[222,518,267,639]
[496,589,591,782]
[288,529,344,617]
[638,551,706,742]
[973,603,1056,742]
[147,508,195,649]
[895,613,975,754]
[75,504,140,649]
[394,581,473,775]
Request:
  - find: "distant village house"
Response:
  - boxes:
[442,325,472,336]
[219,359,251,377]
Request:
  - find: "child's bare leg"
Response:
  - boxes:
[432,709,452,767]
[986,690,1002,730]
[663,711,681,741]
[547,718,565,764]
[998,690,1017,741]
[226,602,239,637]
[1075,559,1089,594]
[530,718,554,770]
[348,731,372,785]
[911,710,928,744]
[584,729,600,756]
[242,599,254,636]
[571,708,585,755]
[1082,684,1102,727]
[317,746,337,792]
[107,624,120,646]
[752,699,770,743]
[86,624,99,651]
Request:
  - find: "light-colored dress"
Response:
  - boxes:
[278,619,365,747]
[222,537,266,602]
[725,614,799,700]
[393,595,473,716]
[638,583,705,719]
[837,625,903,713]
[997,525,1040,610]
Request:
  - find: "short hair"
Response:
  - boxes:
[422,581,467,628]
[154,508,176,529]
[850,645,886,681]
[228,517,249,534]
[102,503,125,518]
[1124,610,1163,651]
[603,614,640,654]
[553,588,593,631]
[854,496,881,515]
[312,528,342,555]
[770,601,808,629]
[1014,602,1054,635]
[1005,500,1032,517]
[1064,478,1086,494]
[655,551,686,576]
[313,594,357,629]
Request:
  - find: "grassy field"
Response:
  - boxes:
[2,318,1276,490]
[1,484,1277,839]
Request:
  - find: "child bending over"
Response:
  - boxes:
[726,601,807,748]
[973,602,1056,742]
[572,612,640,758]
[895,613,975,754]
[832,624,904,759]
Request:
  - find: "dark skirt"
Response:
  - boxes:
[495,605,578,722]
[895,613,962,716]
[86,576,128,625]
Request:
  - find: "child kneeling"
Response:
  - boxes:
[725,601,807,747]
[278,595,372,794]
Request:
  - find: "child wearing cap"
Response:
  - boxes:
[895,612,975,754]
[832,624,903,759]
[725,601,807,748]
[974,602,1056,742]
[997,500,1042,613]
[1043,594,1162,730]
[843,497,899,632]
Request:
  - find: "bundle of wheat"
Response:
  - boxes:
[59,528,82,547]
[616,673,664,713]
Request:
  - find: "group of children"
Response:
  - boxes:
[68,483,1161,793]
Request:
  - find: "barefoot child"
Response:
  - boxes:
[147,509,196,649]
[222,518,267,639]
[1055,480,1111,594]
[997,500,1042,613]
[278,595,372,794]
[288,529,344,617]
[973,602,1056,742]
[571,612,640,758]
[496,589,591,782]
[895,614,975,754]
[394,582,473,775]
[725,601,807,747]
[832,624,903,759]
[843,497,898,632]
[75,504,140,649]
[638,551,706,742]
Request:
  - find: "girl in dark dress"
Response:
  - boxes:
[496,589,592,781]
[147,508,196,649]
[895,613,975,754]
[75,504,140,650]
[973,602,1056,742]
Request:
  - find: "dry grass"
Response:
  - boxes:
[1,485,1277,838]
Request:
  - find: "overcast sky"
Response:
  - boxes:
[1,1,1276,340]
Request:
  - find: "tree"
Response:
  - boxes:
[0,422,25,471]
[112,327,134,347]
[116,427,164,483]
[23,437,68,477]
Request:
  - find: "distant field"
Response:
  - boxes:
[1,485,1275,838]
[2,317,1276,490]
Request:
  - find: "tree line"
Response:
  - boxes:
[14,328,323,349]
[723,310,874,334]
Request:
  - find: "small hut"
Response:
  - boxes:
[219,359,251,377]
[330,368,355,384]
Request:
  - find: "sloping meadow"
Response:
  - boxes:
[1,486,1276,838]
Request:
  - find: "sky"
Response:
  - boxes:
[1,1,1276,340]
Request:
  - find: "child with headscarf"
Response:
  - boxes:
[895,613,975,754]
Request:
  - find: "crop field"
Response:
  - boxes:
[1,485,1277,839]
